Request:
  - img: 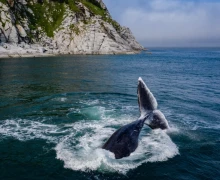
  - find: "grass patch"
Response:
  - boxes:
[70,24,80,35]
[64,0,80,12]
[28,1,65,37]
[81,0,106,17]
[80,0,121,32]
[2,0,122,39]
[107,18,121,32]
[0,0,7,4]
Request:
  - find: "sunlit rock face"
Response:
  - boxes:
[0,0,144,56]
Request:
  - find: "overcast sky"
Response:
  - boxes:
[103,0,220,47]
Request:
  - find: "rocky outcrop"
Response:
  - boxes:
[0,0,144,57]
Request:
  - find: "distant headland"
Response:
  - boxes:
[0,0,144,58]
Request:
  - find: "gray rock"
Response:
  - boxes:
[16,24,27,37]
[0,0,144,56]
[8,26,18,43]
[18,0,27,5]
[120,27,144,50]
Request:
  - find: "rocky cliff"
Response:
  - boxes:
[0,0,144,57]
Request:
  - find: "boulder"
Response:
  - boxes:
[16,24,27,37]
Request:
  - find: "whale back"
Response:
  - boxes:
[102,120,144,159]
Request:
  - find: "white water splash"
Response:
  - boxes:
[55,121,179,174]
[0,119,69,142]
[0,104,179,174]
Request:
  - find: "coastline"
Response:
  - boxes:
[0,53,56,59]
[0,1,144,59]
[0,51,142,59]
[0,44,143,59]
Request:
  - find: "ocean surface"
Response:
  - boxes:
[0,48,220,180]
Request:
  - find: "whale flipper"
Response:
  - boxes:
[138,77,169,129]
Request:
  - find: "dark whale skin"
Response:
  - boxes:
[102,119,145,159]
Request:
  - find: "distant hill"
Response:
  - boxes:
[0,0,144,56]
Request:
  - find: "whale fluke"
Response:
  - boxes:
[138,77,157,116]
[102,77,169,159]
[138,77,169,129]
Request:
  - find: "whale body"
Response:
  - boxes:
[102,119,145,159]
[102,77,169,159]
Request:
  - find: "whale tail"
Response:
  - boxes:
[137,77,169,129]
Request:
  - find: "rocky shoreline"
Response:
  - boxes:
[0,42,143,59]
[0,0,144,58]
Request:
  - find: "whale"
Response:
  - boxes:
[102,77,169,159]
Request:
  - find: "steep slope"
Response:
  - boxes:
[0,0,144,56]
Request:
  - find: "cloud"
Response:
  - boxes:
[103,0,220,47]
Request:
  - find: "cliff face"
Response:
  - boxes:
[0,0,144,56]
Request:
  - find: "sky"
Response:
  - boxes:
[103,0,220,47]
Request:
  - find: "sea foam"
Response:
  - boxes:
[0,103,179,174]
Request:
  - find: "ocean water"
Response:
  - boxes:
[0,48,220,179]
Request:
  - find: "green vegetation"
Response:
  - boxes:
[64,0,80,12]
[1,21,6,28]
[80,0,121,32]
[107,18,121,32]
[28,1,65,37]
[87,0,103,9]
[0,0,122,38]
[81,0,106,17]
[26,0,108,37]
[0,0,7,4]
[69,24,80,35]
